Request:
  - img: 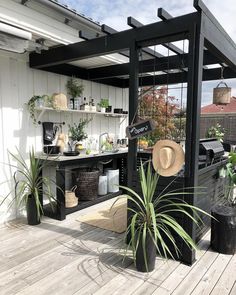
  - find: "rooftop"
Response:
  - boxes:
[201,97,236,114]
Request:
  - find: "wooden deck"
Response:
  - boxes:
[0,199,235,295]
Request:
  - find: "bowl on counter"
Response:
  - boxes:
[43,145,60,155]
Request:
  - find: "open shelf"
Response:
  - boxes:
[65,190,122,215]
[35,107,128,122]
[43,190,122,219]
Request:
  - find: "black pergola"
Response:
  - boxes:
[29,0,236,264]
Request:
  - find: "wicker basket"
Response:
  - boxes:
[73,168,100,201]
[65,185,78,208]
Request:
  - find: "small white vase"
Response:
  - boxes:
[100,107,106,113]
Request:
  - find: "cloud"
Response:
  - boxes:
[60,0,236,106]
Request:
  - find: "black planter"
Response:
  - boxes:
[26,195,41,225]
[211,204,236,254]
[135,232,156,272]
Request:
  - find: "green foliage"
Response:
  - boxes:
[223,152,236,207]
[206,123,225,142]
[98,98,109,108]
[68,118,91,142]
[0,147,57,221]
[138,86,178,141]
[116,161,211,271]
[66,77,84,99]
[27,95,52,124]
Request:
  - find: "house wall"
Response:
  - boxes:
[0,50,128,223]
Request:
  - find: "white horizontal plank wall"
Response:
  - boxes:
[0,51,129,223]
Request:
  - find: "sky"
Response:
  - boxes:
[59,0,236,106]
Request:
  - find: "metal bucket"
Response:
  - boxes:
[213,81,231,105]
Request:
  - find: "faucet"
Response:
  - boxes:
[99,132,108,153]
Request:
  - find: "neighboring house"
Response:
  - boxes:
[0,0,129,223]
[200,97,236,143]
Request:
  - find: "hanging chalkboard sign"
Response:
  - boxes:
[126,119,155,139]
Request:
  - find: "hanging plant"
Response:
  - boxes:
[66,77,84,99]
[27,95,53,124]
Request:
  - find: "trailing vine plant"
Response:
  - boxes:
[27,95,53,124]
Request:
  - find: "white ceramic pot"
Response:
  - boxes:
[100,107,106,113]
[98,175,108,196]
[106,169,119,193]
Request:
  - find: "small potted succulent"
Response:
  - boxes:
[98,98,109,113]
[68,118,91,152]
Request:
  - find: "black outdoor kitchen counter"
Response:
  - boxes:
[36,149,129,221]
[36,148,128,167]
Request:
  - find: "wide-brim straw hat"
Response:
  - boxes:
[152,140,185,177]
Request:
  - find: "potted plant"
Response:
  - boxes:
[68,118,91,152]
[117,161,210,272]
[0,147,57,225]
[211,152,236,254]
[98,98,109,113]
[206,123,225,142]
[66,77,84,109]
[27,94,52,124]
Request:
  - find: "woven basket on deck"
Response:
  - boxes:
[65,185,78,208]
[73,168,100,201]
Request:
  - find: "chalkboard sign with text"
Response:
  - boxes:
[126,120,155,139]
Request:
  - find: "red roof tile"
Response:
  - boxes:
[201,97,236,113]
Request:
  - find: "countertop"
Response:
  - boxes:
[36,148,128,163]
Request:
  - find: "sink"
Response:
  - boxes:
[102,149,119,153]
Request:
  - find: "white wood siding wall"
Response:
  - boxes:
[0,51,129,223]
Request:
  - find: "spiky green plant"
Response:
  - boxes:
[0,147,57,221]
[117,161,211,272]
[222,152,236,207]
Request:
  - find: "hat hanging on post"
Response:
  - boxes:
[213,67,231,105]
[152,140,185,177]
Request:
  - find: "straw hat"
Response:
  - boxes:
[152,140,185,177]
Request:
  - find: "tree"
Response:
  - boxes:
[138,86,178,145]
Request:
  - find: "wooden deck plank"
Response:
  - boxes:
[166,248,219,294]
[150,232,211,295]
[210,255,236,295]
[0,199,234,295]
[191,254,232,295]
[0,229,121,295]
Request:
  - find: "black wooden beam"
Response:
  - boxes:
[194,0,236,71]
[120,66,236,88]
[78,30,100,40]
[87,50,219,80]
[79,29,130,58]
[41,64,125,87]
[29,12,199,69]
[39,51,229,88]
[102,23,163,58]
[157,8,184,55]
[157,8,173,21]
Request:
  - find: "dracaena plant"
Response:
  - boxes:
[0,147,57,221]
[116,161,211,272]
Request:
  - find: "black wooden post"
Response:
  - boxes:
[183,23,204,264]
[55,165,66,220]
[127,43,140,187]
[126,42,140,242]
